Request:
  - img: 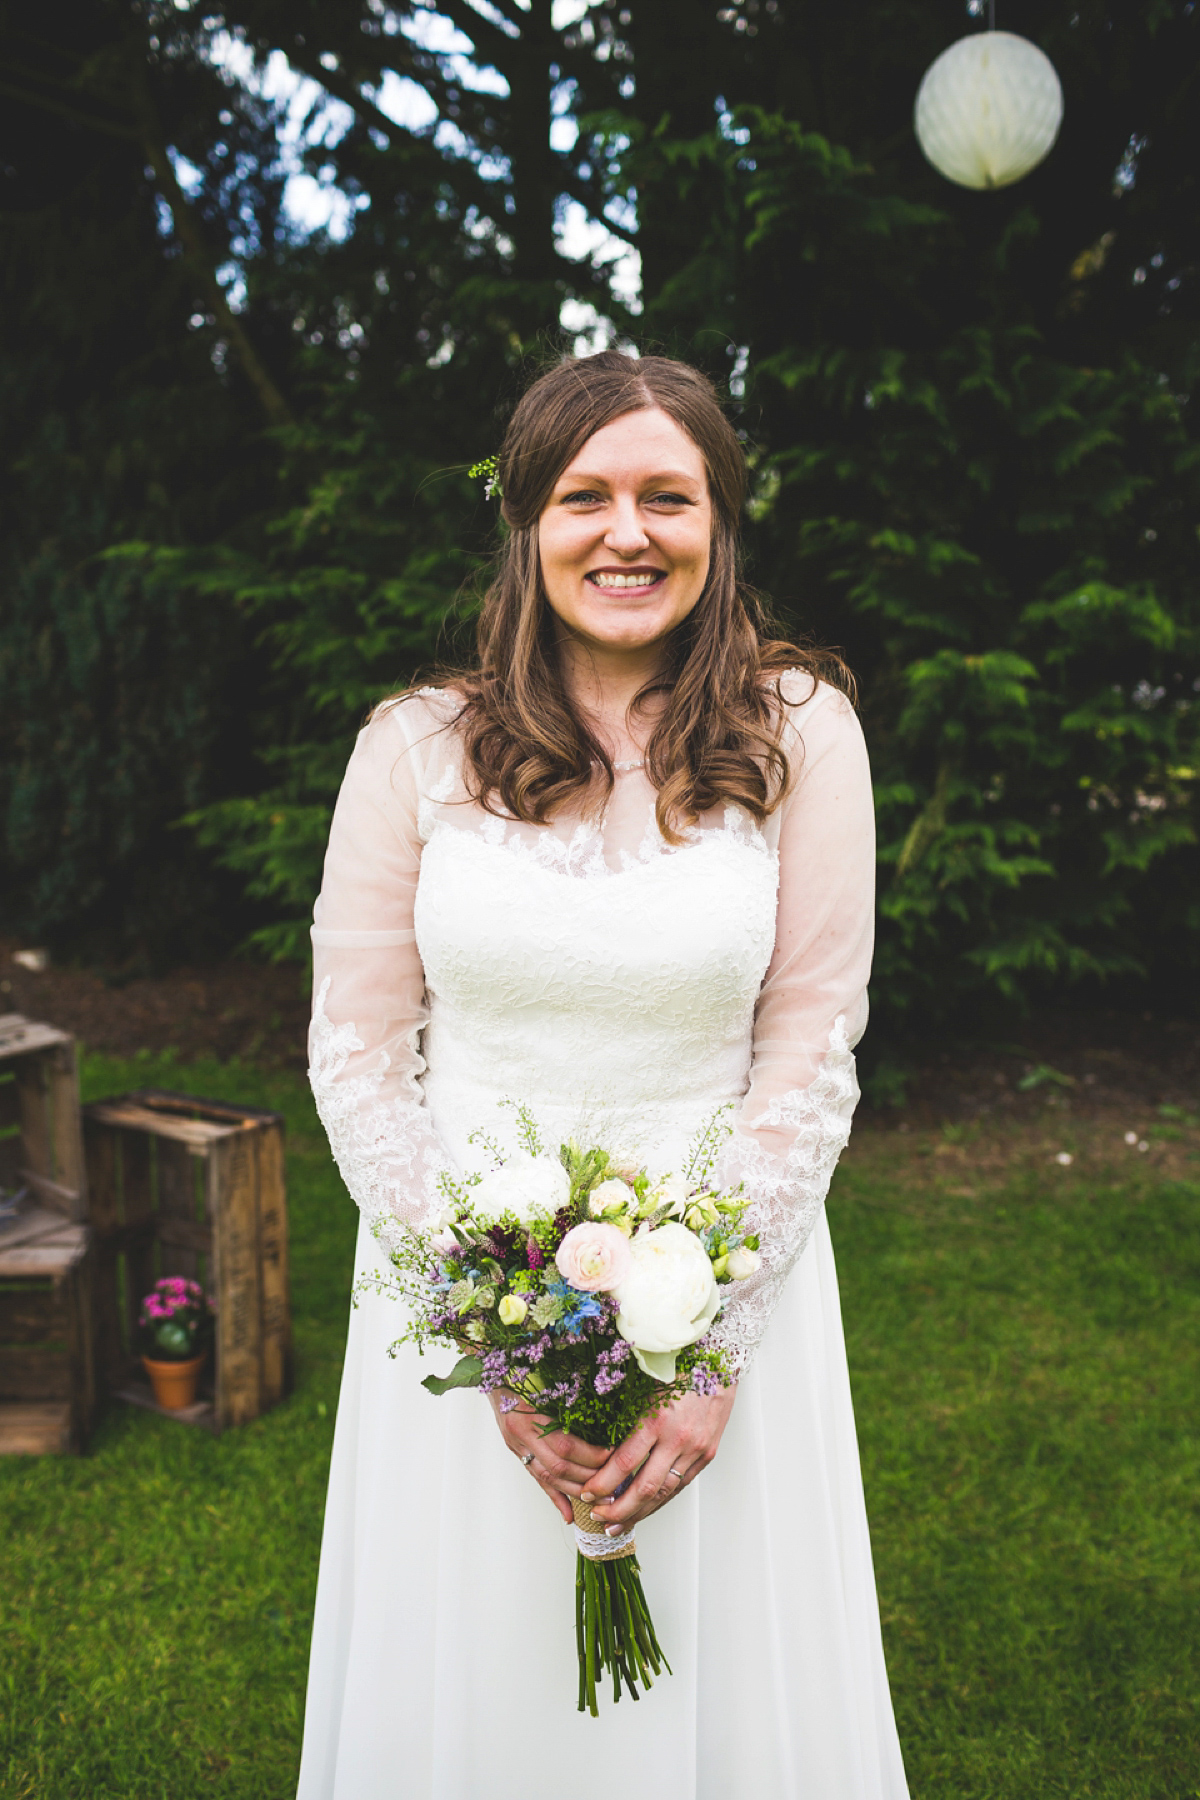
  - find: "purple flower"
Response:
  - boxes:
[691,1365,724,1397]
[512,1332,551,1367]
[479,1348,510,1393]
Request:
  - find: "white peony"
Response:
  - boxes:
[588,1177,636,1218]
[471,1152,570,1225]
[725,1245,760,1281]
[613,1222,722,1383]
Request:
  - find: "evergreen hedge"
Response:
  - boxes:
[0,2,1195,1031]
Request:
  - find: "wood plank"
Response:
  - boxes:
[48,1043,86,1217]
[156,1216,211,1256]
[86,1123,125,1391]
[16,1169,84,1215]
[0,1238,87,1279]
[85,1101,234,1148]
[15,1055,50,1180]
[156,1137,200,1279]
[120,1133,156,1348]
[114,1379,216,1433]
[127,1089,283,1127]
[0,1076,20,1132]
[92,1239,131,1395]
[96,1218,154,1255]
[0,1283,67,1343]
[0,1401,73,1454]
[83,1119,121,1233]
[255,1123,291,1408]
[0,1016,72,1059]
[0,1202,73,1255]
[121,1131,155,1225]
[0,1344,72,1399]
[210,1131,262,1429]
[0,1133,20,1189]
[65,1253,94,1446]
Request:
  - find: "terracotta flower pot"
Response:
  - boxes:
[142,1350,207,1410]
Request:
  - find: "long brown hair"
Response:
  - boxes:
[399,350,847,839]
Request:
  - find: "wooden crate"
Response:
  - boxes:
[0,1014,93,1453]
[0,1013,87,1219]
[83,1090,291,1433]
[0,1209,94,1453]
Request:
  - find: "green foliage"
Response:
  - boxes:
[420,1353,483,1395]
[625,52,1200,1028]
[0,7,283,965]
[2,2,1197,1024]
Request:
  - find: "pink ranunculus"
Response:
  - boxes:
[554,1222,632,1294]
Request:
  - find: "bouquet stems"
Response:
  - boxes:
[571,1498,668,1715]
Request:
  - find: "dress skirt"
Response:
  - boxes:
[297,1207,909,1800]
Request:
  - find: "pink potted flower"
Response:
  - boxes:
[137,1277,215,1409]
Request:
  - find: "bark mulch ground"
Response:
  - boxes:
[0,936,310,1072]
[2,934,1197,1162]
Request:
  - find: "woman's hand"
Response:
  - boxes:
[579,1385,738,1531]
[488,1389,610,1523]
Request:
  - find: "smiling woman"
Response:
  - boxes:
[439,352,844,844]
[299,350,906,1800]
[538,407,713,659]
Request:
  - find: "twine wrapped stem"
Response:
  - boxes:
[571,1495,637,1562]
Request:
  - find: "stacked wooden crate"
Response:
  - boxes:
[0,1014,93,1454]
[83,1090,291,1432]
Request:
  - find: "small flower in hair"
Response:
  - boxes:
[468,454,502,500]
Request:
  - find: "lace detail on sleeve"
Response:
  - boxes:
[308,977,456,1252]
[705,1018,860,1378]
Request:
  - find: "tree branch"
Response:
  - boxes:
[0,71,137,141]
[281,47,514,235]
[5,43,295,429]
[557,167,639,246]
[141,132,294,428]
[425,0,522,75]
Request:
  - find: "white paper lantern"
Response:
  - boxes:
[915,30,1064,191]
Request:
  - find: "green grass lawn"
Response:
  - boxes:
[2,1055,1197,1797]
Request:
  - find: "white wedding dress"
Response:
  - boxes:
[298,675,908,1800]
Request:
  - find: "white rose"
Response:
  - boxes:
[613,1222,722,1383]
[725,1245,760,1281]
[588,1177,635,1218]
[471,1153,569,1225]
[647,1172,690,1217]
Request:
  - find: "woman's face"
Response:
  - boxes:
[538,407,712,663]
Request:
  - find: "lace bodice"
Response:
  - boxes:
[308,675,875,1375]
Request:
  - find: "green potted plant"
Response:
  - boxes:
[138,1277,214,1409]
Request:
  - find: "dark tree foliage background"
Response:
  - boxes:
[0,0,1197,1040]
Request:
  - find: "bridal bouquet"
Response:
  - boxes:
[373,1104,759,1716]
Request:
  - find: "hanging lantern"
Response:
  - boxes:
[914,31,1064,190]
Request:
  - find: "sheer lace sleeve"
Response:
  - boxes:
[307,695,458,1251]
[707,678,876,1376]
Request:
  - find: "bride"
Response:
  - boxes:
[298,350,909,1799]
